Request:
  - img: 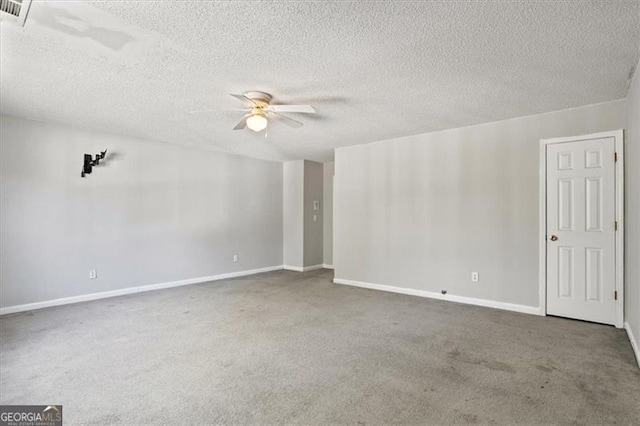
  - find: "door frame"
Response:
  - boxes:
[538,130,624,328]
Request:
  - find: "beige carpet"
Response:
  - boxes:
[1,269,639,424]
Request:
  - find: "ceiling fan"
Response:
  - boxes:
[229,91,316,135]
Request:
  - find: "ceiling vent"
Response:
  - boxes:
[0,0,31,26]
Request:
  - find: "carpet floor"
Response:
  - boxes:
[1,269,639,424]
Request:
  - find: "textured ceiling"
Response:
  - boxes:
[1,1,639,162]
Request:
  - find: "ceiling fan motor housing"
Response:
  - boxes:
[244,91,272,108]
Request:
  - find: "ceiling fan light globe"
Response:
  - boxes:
[246,114,268,132]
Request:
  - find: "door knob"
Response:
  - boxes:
[549,235,558,241]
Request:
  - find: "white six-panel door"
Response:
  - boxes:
[546,136,617,325]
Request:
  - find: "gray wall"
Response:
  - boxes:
[323,162,334,266]
[283,160,304,268]
[334,100,627,309]
[303,160,324,267]
[0,115,283,308]
[626,60,640,350]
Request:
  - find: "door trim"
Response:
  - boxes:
[539,130,624,328]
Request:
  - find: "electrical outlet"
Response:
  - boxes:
[89,269,97,279]
[471,272,479,282]
[233,254,239,263]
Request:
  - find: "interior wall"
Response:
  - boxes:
[334,100,627,310]
[303,160,324,267]
[0,115,283,309]
[283,160,304,268]
[625,59,640,362]
[323,162,334,267]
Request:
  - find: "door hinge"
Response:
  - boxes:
[615,221,618,231]
[614,291,618,301]
[614,152,618,162]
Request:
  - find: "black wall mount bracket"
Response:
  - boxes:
[81,150,108,178]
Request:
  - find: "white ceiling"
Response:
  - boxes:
[1,1,638,162]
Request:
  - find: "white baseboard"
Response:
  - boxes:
[624,322,640,368]
[283,265,304,272]
[283,264,324,272]
[323,264,334,269]
[334,278,540,316]
[0,265,284,316]
[303,264,324,271]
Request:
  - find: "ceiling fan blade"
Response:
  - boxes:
[270,111,303,128]
[230,93,259,107]
[233,114,250,130]
[268,105,316,113]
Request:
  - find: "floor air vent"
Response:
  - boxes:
[1,0,21,16]
[0,0,31,26]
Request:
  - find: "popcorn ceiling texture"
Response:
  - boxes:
[1,1,638,162]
